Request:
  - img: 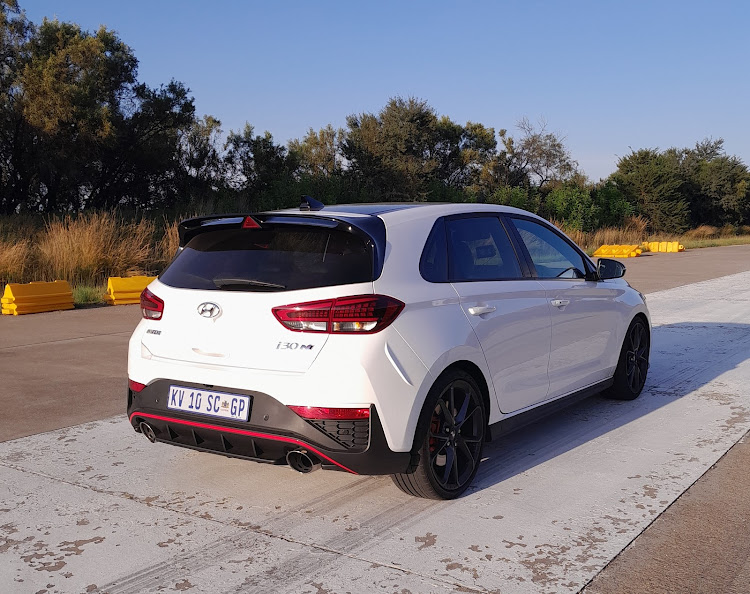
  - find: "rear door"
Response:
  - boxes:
[447,215,552,413]
[141,220,375,373]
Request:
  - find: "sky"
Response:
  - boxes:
[22,1,750,181]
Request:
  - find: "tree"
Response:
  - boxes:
[343,97,440,200]
[514,117,577,189]
[611,149,690,233]
[90,80,194,210]
[224,124,296,209]
[0,8,196,213]
[18,19,140,210]
[665,139,750,226]
[177,114,224,203]
[288,124,344,178]
[0,0,33,214]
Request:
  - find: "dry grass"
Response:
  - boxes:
[552,215,750,255]
[555,216,651,253]
[0,238,35,285]
[680,235,750,249]
[683,225,719,240]
[155,216,181,269]
[37,212,155,286]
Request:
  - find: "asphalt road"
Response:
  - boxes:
[1,244,749,593]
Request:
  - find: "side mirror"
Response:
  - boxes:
[597,258,626,280]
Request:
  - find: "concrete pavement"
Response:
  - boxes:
[1,245,750,593]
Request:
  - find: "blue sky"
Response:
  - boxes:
[23,1,750,181]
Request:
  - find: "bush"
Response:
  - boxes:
[486,187,540,212]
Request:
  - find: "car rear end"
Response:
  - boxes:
[127,212,417,475]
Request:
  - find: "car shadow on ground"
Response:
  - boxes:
[469,321,750,494]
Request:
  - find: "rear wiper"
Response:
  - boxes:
[213,278,286,290]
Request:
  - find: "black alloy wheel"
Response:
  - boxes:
[392,370,486,499]
[625,320,649,393]
[605,317,650,400]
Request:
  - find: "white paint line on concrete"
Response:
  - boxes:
[1,272,749,593]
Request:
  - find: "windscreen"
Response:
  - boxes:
[159,225,373,291]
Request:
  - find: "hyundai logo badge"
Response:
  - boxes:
[197,302,222,319]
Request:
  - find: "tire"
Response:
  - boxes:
[604,317,650,401]
[391,369,486,499]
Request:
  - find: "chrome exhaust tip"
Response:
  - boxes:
[286,449,322,473]
[139,422,157,443]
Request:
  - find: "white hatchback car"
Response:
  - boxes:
[128,199,650,499]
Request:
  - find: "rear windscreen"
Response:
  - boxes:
[159,226,373,291]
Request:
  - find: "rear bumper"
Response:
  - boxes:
[127,379,411,475]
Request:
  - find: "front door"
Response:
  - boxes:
[509,217,620,398]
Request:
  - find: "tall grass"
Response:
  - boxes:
[0,239,34,284]
[37,212,155,286]
[553,216,650,252]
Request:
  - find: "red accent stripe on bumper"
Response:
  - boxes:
[129,412,358,475]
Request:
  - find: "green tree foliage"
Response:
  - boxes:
[178,115,225,204]
[611,140,750,231]
[224,124,297,210]
[343,97,440,200]
[664,139,750,225]
[0,1,35,214]
[0,7,193,213]
[611,149,691,233]
[288,124,343,178]
[3,2,749,235]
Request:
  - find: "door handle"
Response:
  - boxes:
[467,305,496,316]
[550,299,570,308]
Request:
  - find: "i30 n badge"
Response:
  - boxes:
[128,201,651,499]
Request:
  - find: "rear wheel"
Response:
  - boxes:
[392,369,486,499]
[604,317,650,400]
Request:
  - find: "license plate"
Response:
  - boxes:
[167,385,251,422]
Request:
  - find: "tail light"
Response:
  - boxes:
[288,406,370,420]
[272,295,404,334]
[140,288,164,320]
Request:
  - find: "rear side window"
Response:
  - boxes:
[447,216,522,281]
[160,226,372,291]
[420,219,448,282]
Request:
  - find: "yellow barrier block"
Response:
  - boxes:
[641,241,686,253]
[1,281,74,315]
[593,245,641,258]
[105,276,156,305]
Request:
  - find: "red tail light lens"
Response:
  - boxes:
[288,406,370,420]
[140,288,164,320]
[128,379,146,392]
[272,295,404,334]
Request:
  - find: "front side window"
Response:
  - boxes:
[511,218,586,279]
[446,216,522,281]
